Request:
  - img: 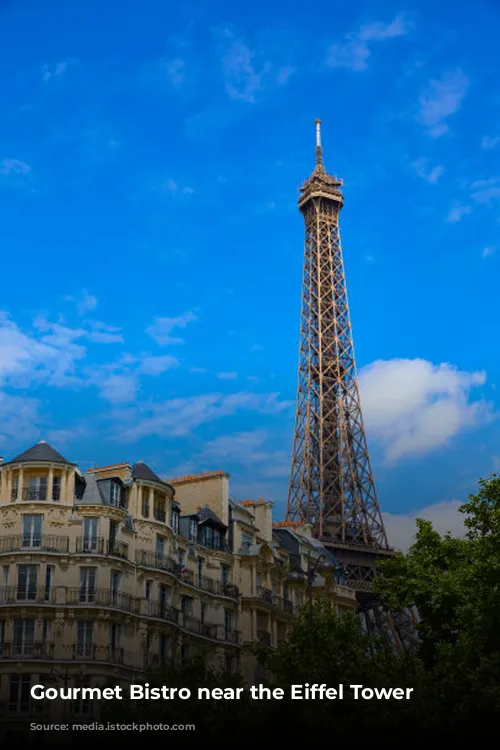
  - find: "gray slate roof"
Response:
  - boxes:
[197,505,226,528]
[8,441,73,465]
[132,462,167,485]
[79,474,105,505]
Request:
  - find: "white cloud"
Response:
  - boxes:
[97,374,138,404]
[42,60,72,82]
[113,392,293,441]
[0,159,31,175]
[201,429,291,480]
[383,501,465,552]
[446,204,472,223]
[359,358,493,463]
[481,135,500,150]
[217,372,238,380]
[0,392,41,447]
[137,355,178,376]
[411,158,444,184]
[212,27,293,103]
[470,177,500,205]
[146,311,197,345]
[326,14,410,71]
[418,70,469,137]
[482,246,496,258]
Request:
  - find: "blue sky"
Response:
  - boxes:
[1,0,499,546]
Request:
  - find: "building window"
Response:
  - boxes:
[9,675,31,713]
[109,520,118,550]
[17,565,38,601]
[155,535,166,563]
[76,621,93,658]
[3,565,9,586]
[83,518,98,551]
[241,533,252,551]
[110,483,121,506]
[13,619,35,656]
[28,477,47,501]
[171,508,179,534]
[189,519,197,542]
[52,475,61,501]
[178,549,185,571]
[22,515,42,548]
[224,609,234,639]
[74,676,91,714]
[225,654,236,674]
[109,624,120,657]
[159,584,169,617]
[79,567,96,603]
[197,557,203,584]
[221,565,230,585]
[142,493,149,517]
[110,571,120,604]
[44,566,54,602]
[41,620,51,647]
[213,529,221,549]
[159,634,170,665]
[200,602,206,624]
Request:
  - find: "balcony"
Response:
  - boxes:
[257,586,273,604]
[11,488,61,502]
[0,586,55,605]
[0,535,69,554]
[66,588,139,613]
[145,599,179,625]
[0,641,54,659]
[70,643,133,664]
[197,576,239,599]
[75,537,128,559]
[135,549,179,575]
[145,652,172,669]
[181,614,218,640]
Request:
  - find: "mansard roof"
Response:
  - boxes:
[131,461,168,485]
[7,440,74,466]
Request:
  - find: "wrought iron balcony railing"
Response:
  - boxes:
[0,535,70,553]
[75,537,128,559]
[0,585,55,604]
[66,587,139,612]
[135,549,179,574]
[10,488,61,502]
[0,641,54,659]
[145,599,179,624]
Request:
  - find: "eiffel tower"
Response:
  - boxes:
[286,121,392,592]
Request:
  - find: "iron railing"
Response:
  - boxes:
[0,641,54,659]
[0,586,55,604]
[0,535,70,553]
[75,537,128,559]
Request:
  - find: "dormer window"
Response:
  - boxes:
[171,508,179,534]
[110,483,121,506]
[189,519,197,542]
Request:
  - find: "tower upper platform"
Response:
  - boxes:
[298,119,344,211]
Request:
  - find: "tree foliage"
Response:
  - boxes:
[103,475,500,739]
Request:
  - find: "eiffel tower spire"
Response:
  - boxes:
[286,121,391,589]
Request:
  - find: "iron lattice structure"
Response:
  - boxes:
[286,121,391,588]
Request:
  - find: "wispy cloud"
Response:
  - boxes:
[482,246,496,259]
[418,70,469,137]
[212,26,294,103]
[326,14,411,71]
[446,204,472,223]
[146,311,197,345]
[217,372,238,380]
[481,135,500,150]
[42,59,74,82]
[411,157,444,184]
[111,391,293,441]
[0,159,31,175]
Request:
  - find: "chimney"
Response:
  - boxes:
[0,457,4,465]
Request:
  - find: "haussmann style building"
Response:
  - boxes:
[0,440,357,722]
